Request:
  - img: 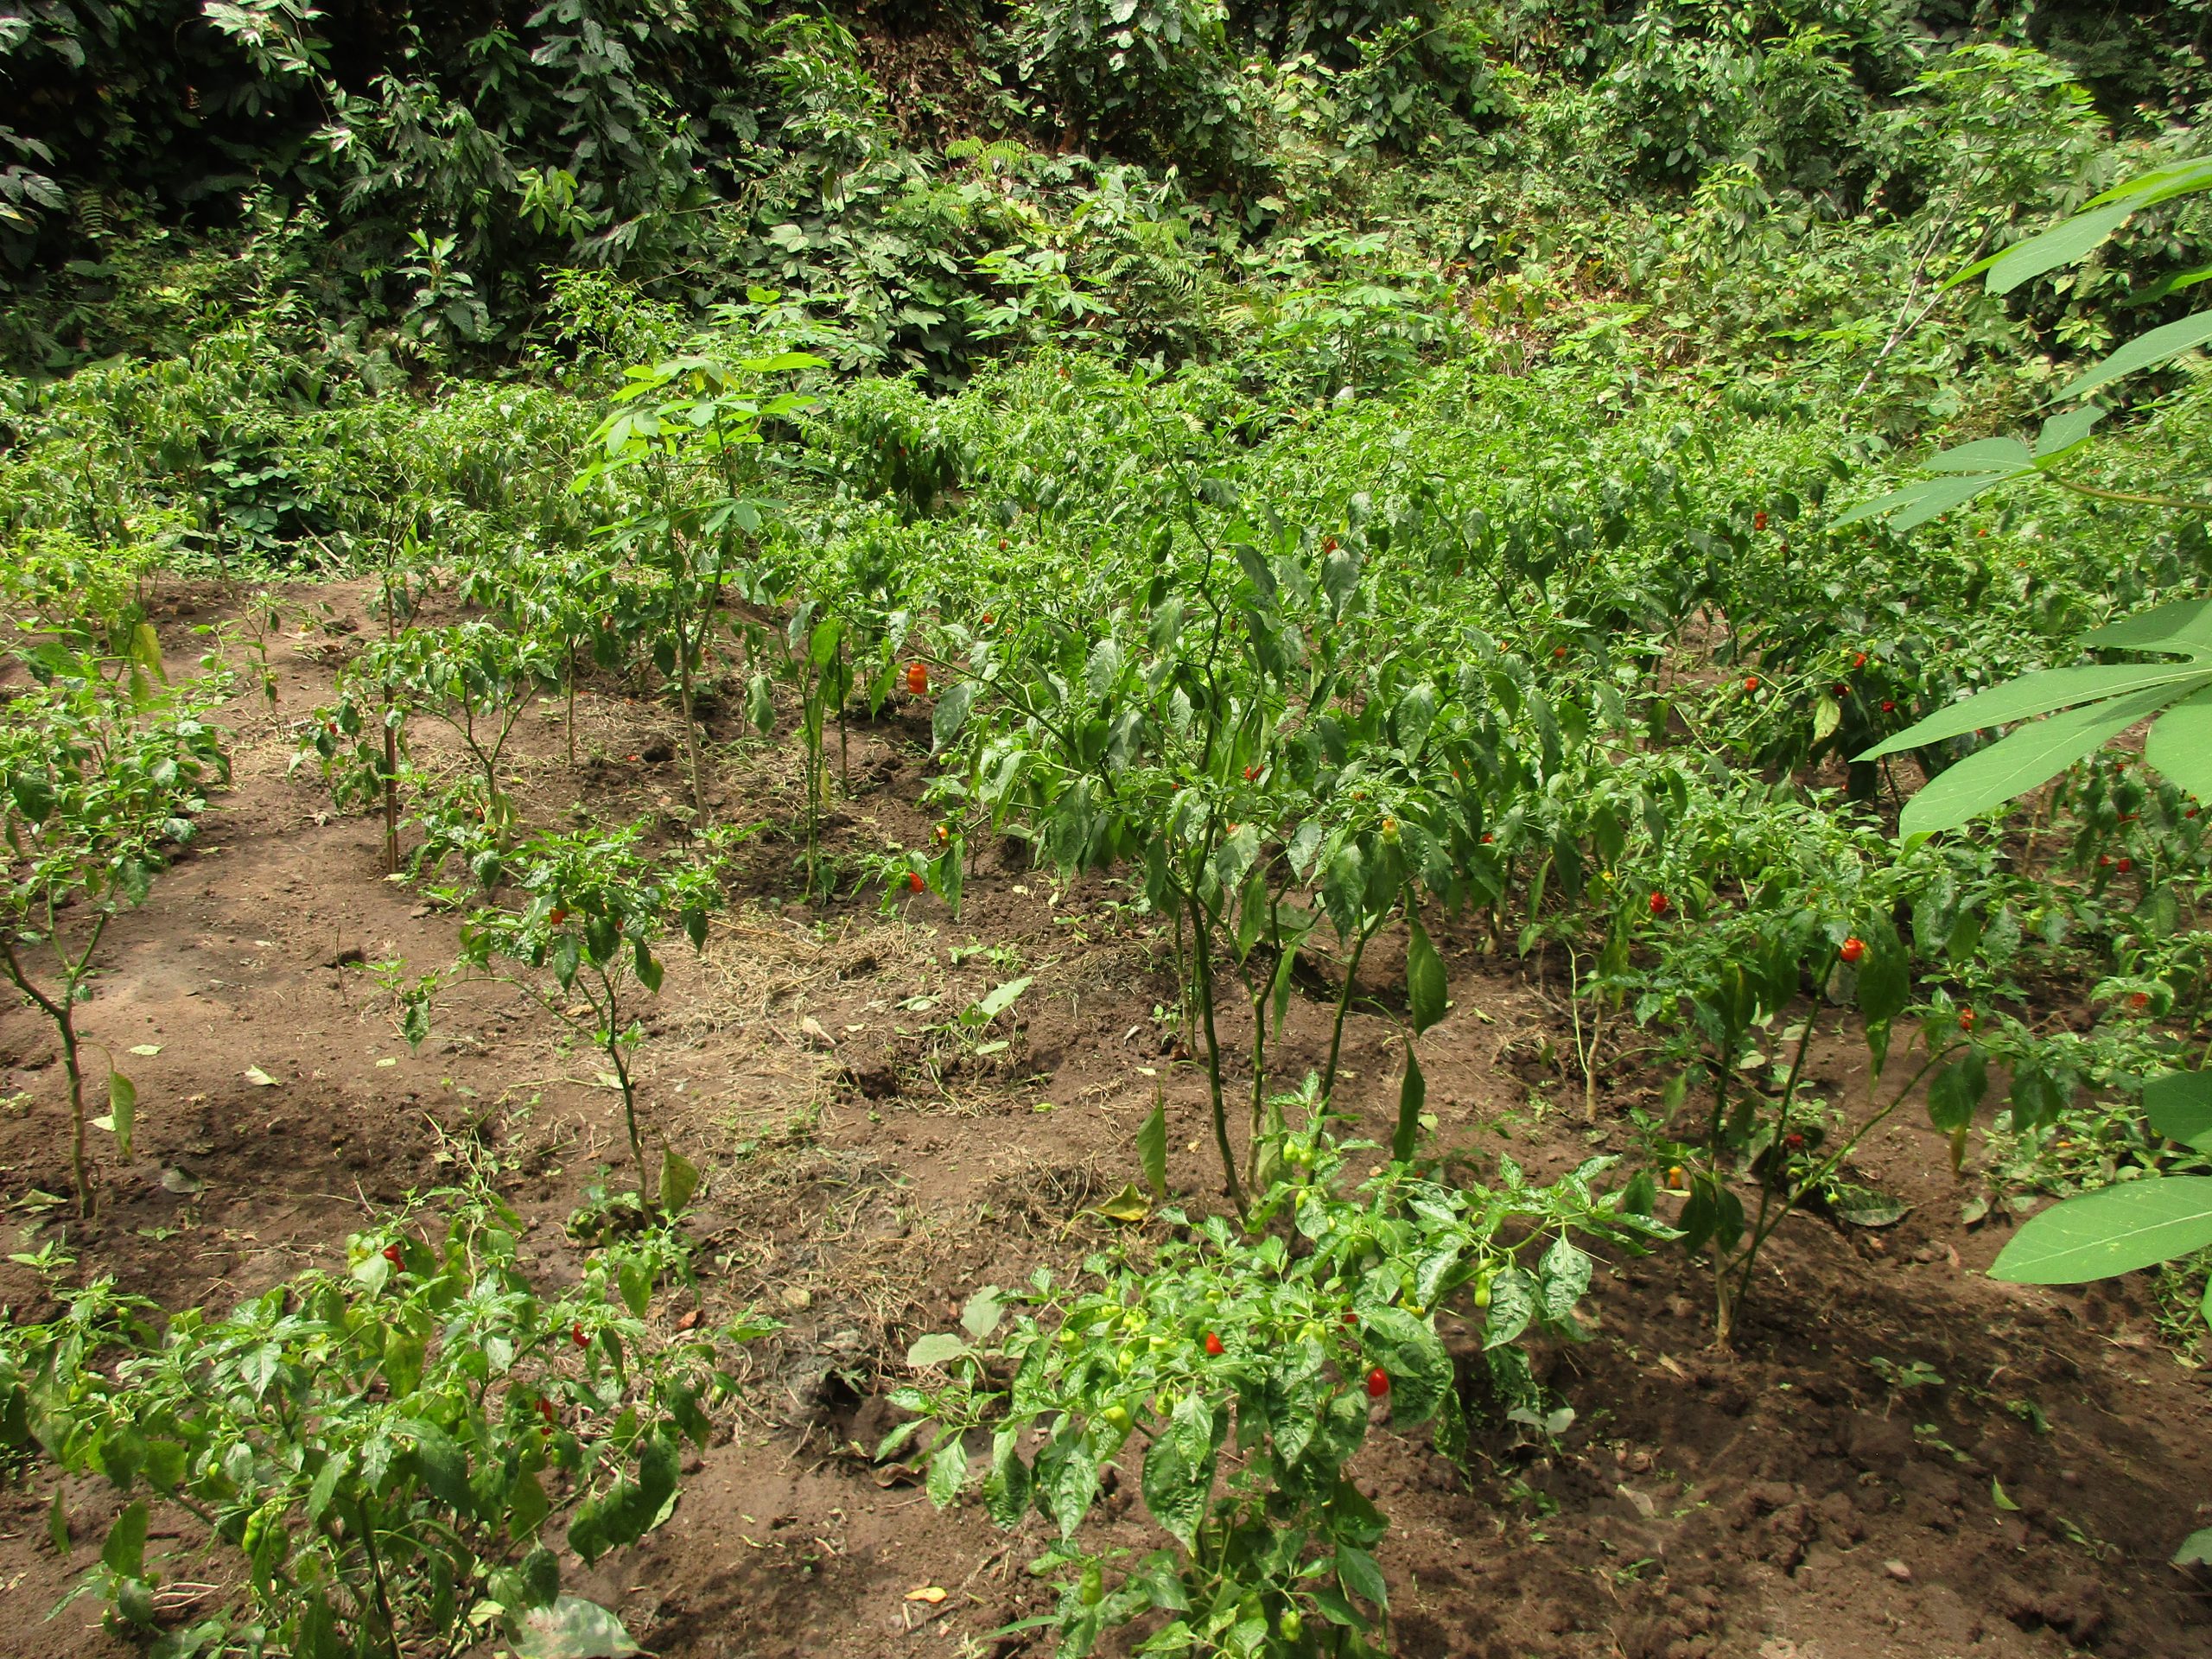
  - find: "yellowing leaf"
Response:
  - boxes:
[905,1586,948,1604]
[244,1066,279,1087]
[1094,1181,1151,1224]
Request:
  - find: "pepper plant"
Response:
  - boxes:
[302,621,560,884]
[897,1118,1669,1658]
[0,667,228,1217]
[575,344,825,817]
[450,822,739,1208]
[0,1192,771,1659]
[931,467,1474,1217]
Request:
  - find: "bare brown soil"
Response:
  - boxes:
[3,582,2210,1659]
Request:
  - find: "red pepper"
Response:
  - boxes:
[1752,511,1768,531]
[1744,675,1759,691]
[572,1322,588,1348]
[1648,891,1669,917]
[1840,937,1866,964]
[906,662,929,696]
[1365,1367,1390,1399]
[2117,857,2133,873]
[1880,699,1896,713]
[1957,1008,1976,1033]
[906,871,925,893]
[1204,1332,1224,1357]
[2131,991,2151,1010]
[1852,652,1867,669]
[382,1243,404,1267]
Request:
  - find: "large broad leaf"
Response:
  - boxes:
[2088,155,2212,214]
[1858,600,2212,835]
[2145,685,2212,800]
[1950,201,2137,294]
[1859,662,2206,757]
[2060,308,2212,402]
[1831,467,2025,531]
[2145,1071,2212,1151]
[1991,1177,2212,1283]
[1832,410,2101,531]
[1892,683,2182,836]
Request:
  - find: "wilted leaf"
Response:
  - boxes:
[1094,1182,1151,1224]
[906,1332,970,1369]
[513,1597,640,1658]
[244,1065,279,1087]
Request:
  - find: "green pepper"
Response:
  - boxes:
[1078,1560,1103,1606]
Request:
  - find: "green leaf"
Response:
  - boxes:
[1926,1052,1987,1134]
[925,1433,968,1509]
[2060,308,2212,401]
[1919,435,2033,474]
[2033,405,2106,460]
[1853,916,1909,1026]
[1141,1396,1214,1550]
[906,1332,970,1369]
[1482,1267,1536,1350]
[2174,1527,2212,1568]
[1896,685,2185,836]
[1084,638,1125,702]
[1360,1306,1452,1427]
[1991,1177,2212,1283]
[982,1427,1031,1529]
[1405,912,1446,1035]
[1833,469,2023,531]
[2086,155,2212,213]
[1859,665,2206,759]
[405,1419,473,1512]
[2146,1071,2212,1151]
[1137,1096,1168,1198]
[2081,596,2212,657]
[617,1260,652,1318]
[961,1287,1005,1342]
[102,1071,136,1160]
[931,682,976,753]
[1392,1043,1425,1165]
[1952,201,2136,294]
[1334,1543,1389,1611]
[658,1147,701,1213]
[509,1468,551,1541]
[968,975,1032,1025]
[2146,688,2212,800]
[102,1501,148,1579]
